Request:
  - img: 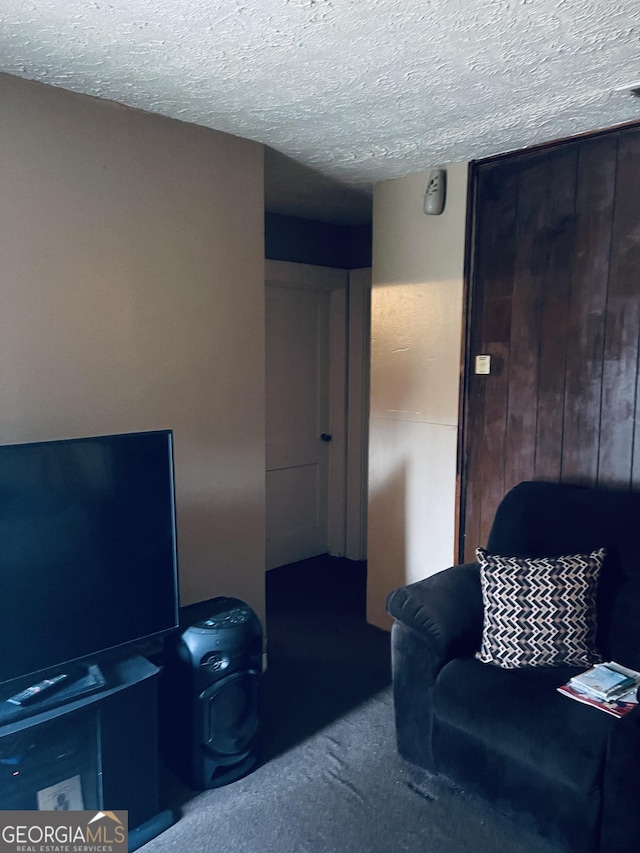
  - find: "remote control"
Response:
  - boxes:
[7,673,70,706]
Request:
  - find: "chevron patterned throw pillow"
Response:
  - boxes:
[475,547,606,669]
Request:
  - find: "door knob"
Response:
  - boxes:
[320,433,332,442]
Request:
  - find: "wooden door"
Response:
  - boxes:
[266,284,331,568]
[460,125,640,562]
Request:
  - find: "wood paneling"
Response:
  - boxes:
[561,136,616,486]
[602,129,640,487]
[461,125,640,562]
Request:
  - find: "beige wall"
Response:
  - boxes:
[367,163,468,629]
[0,74,266,623]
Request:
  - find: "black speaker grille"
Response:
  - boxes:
[201,671,260,756]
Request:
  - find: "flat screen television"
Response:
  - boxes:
[0,429,180,686]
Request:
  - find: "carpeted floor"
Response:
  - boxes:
[141,556,561,853]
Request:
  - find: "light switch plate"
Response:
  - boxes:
[475,355,491,375]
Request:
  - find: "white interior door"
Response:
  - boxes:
[265,258,354,570]
[265,284,332,569]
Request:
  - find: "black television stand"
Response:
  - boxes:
[0,655,174,850]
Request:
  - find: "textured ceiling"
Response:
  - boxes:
[1,0,639,224]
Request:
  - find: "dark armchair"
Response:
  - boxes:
[386,481,640,853]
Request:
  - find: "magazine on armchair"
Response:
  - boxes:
[558,662,640,719]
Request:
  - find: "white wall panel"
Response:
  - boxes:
[368,162,468,629]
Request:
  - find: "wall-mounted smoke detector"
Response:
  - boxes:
[424,168,446,215]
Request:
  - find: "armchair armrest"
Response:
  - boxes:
[386,563,483,771]
[386,562,483,662]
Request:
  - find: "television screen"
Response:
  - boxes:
[0,430,179,685]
